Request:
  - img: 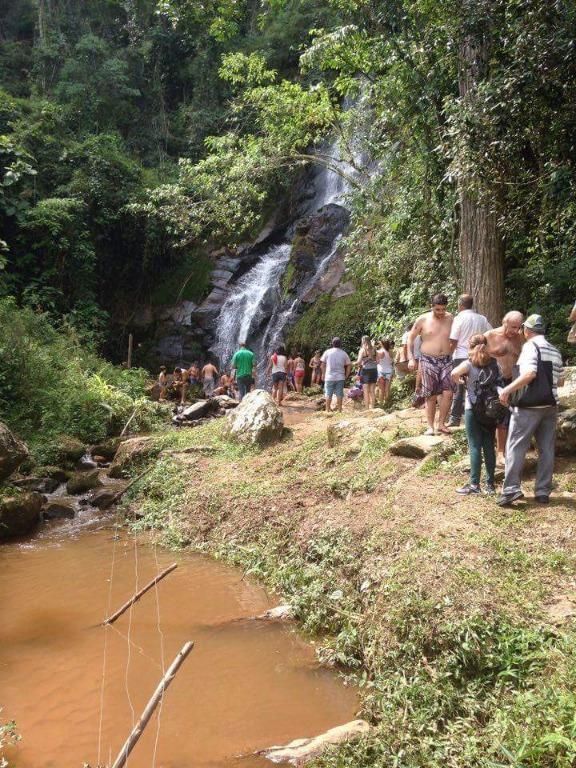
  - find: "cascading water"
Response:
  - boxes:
[213,127,369,378]
[213,244,290,369]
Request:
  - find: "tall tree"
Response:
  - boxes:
[457,9,504,325]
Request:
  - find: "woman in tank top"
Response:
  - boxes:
[266,344,288,405]
[355,336,378,409]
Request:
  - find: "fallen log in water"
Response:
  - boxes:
[110,640,194,768]
[102,562,178,625]
[257,720,371,766]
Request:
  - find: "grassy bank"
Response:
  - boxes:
[121,407,576,768]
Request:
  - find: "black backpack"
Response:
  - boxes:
[471,361,507,428]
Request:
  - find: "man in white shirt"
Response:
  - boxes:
[447,294,491,427]
[497,314,564,506]
[321,337,351,413]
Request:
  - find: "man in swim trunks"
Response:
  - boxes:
[484,311,524,463]
[408,293,454,435]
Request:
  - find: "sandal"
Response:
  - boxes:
[438,426,451,435]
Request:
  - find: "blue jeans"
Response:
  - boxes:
[465,409,496,486]
[237,375,253,401]
[325,380,345,399]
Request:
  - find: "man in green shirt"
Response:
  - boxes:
[231,343,256,401]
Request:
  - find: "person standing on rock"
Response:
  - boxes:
[497,315,564,507]
[158,366,168,401]
[321,337,351,413]
[408,294,454,435]
[485,311,524,464]
[231,342,256,401]
[201,360,219,398]
[266,344,288,405]
[447,294,492,427]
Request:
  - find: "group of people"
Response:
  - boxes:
[404,293,564,506]
[158,291,569,507]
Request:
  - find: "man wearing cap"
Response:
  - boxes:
[321,337,352,413]
[497,315,564,507]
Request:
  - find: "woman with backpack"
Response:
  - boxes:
[451,334,506,495]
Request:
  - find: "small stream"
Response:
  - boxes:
[0,515,358,768]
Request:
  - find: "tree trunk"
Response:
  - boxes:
[457,25,505,325]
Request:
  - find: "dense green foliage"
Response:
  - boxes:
[2,0,575,356]
[0,299,163,460]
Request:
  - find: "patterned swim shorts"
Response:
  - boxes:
[419,353,455,398]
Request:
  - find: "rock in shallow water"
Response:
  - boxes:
[43,499,76,519]
[224,390,284,446]
[66,469,102,495]
[0,492,43,539]
[257,719,370,765]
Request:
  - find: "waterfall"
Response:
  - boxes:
[213,244,290,369]
[212,127,368,377]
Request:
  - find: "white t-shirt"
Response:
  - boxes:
[450,309,492,359]
[321,347,351,382]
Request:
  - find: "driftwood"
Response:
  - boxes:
[110,641,194,768]
[102,563,178,625]
[120,408,138,437]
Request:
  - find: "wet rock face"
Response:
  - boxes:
[0,421,29,483]
[224,390,284,446]
[287,204,350,291]
[108,436,158,479]
[0,492,43,540]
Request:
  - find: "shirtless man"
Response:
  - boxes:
[408,293,454,435]
[484,310,524,462]
[201,360,219,398]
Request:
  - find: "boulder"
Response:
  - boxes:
[224,390,284,446]
[212,395,238,409]
[389,434,444,459]
[66,469,103,495]
[91,487,120,509]
[558,367,576,408]
[41,466,71,483]
[180,401,212,421]
[0,492,43,539]
[557,409,576,455]
[257,719,371,765]
[0,421,29,482]
[52,436,86,464]
[13,476,60,494]
[108,436,158,479]
[43,499,76,520]
[92,437,124,461]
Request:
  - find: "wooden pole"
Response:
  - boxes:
[127,333,133,369]
[110,641,194,768]
[102,563,178,625]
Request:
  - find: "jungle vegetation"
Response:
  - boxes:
[1,0,576,372]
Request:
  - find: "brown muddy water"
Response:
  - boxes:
[0,514,358,768]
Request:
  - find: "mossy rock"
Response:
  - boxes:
[51,436,87,465]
